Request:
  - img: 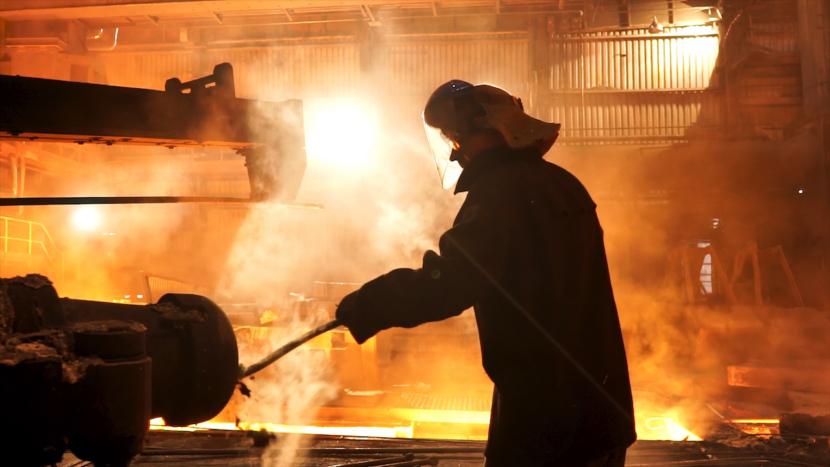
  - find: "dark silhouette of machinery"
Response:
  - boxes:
[0,63,307,205]
[0,274,239,466]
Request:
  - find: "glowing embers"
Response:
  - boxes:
[634,414,703,441]
[304,100,375,168]
[149,418,413,438]
[244,423,412,438]
[640,417,702,441]
[231,321,703,443]
[152,412,699,442]
[728,419,780,436]
[634,396,702,442]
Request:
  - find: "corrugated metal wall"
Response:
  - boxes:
[750,19,798,53]
[735,1,802,137]
[99,27,722,146]
[205,44,360,100]
[548,25,723,143]
[380,36,529,125]
[102,44,361,97]
[101,51,193,89]
[551,91,722,143]
[796,0,830,117]
[90,22,736,258]
[552,27,719,90]
[383,37,529,95]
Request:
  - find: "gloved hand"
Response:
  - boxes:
[335,290,360,328]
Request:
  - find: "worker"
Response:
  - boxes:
[336,80,636,467]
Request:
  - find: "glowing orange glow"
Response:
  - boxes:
[243,423,413,438]
[150,418,414,438]
[151,412,698,442]
[226,325,701,443]
[726,419,780,436]
[304,101,374,168]
[728,419,779,424]
[259,309,279,325]
[638,416,702,441]
[73,206,100,231]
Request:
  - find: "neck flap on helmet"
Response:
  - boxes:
[423,81,560,189]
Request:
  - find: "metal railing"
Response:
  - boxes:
[0,215,59,270]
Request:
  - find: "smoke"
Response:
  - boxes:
[550,134,829,437]
[215,203,337,466]
[0,144,230,301]
[98,59,830,444]
[237,321,338,466]
[6,30,827,449]
[210,80,463,462]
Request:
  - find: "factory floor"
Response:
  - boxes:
[55,427,830,467]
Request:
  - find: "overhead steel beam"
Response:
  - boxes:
[0,63,307,203]
[0,1,428,21]
[0,196,323,207]
[360,4,381,26]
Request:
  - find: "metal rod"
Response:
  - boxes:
[140,449,251,457]
[551,31,718,41]
[142,447,485,457]
[0,196,323,209]
[101,9,586,34]
[381,458,439,467]
[331,454,415,467]
[380,458,439,467]
[207,35,356,46]
[303,447,485,456]
[580,29,586,141]
[239,319,342,378]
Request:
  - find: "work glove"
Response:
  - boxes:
[335,290,360,328]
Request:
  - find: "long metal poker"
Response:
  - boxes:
[239,319,342,379]
[0,196,323,208]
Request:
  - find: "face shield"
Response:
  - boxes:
[423,80,474,189]
[423,114,464,189]
[423,81,561,189]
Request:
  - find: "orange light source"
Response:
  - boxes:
[636,416,702,442]
[73,206,100,231]
[304,101,374,168]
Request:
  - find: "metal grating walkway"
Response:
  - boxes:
[400,394,491,413]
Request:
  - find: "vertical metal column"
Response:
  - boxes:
[529,18,551,120]
[3,217,7,261]
[796,0,830,309]
[27,221,32,267]
[0,18,9,75]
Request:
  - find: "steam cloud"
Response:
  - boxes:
[6,25,828,453]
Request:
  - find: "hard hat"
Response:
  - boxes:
[423,80,561,189]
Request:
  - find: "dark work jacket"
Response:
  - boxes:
[337,146,636,465]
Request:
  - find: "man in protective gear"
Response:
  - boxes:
[336,80,636,467]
